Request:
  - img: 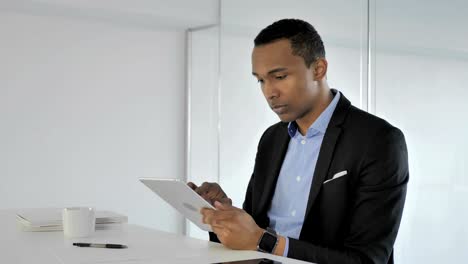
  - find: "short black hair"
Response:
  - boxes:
[254,19,325,68]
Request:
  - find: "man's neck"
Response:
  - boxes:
[296,88,333,136]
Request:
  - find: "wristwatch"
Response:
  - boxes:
[257,228,279,254]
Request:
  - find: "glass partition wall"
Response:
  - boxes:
[374,1,468,262]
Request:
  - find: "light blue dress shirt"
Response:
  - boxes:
[267,91,341,256]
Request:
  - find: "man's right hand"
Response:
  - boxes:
[187,182,232,206]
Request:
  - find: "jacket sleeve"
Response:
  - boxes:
[288,127,409,264]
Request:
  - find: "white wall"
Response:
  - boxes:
[0,0,218,234]
[0,0,219,31]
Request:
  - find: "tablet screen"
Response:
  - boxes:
[213,258,282,264]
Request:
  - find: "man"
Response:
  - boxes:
[188,18,408,264]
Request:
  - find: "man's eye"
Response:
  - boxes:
[276,75,287,80]
[257,79,264,84]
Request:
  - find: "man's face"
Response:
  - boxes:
[251,39,321,122]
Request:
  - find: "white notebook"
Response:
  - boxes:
[16,208,128,232]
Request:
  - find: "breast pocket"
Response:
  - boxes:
[319,171,349,212]
[323,170,348,185]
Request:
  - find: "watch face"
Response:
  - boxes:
[258,231,277,253]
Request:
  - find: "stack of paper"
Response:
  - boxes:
[16,208,128,232]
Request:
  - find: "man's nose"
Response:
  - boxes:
[263,81,279,99]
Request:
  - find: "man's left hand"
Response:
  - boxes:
[201,201,264,250]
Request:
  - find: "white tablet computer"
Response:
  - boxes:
[139,178,215,231]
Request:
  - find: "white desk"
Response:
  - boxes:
[0,210,311,264]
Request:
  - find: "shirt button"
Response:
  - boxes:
[291,210,296,217]
[296,176,301,182]
[301,139,306,145]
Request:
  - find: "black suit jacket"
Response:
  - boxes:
[211,91,409,264]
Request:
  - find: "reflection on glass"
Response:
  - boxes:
[375,1,468,263]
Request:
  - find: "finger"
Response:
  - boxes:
[201,208,215,224]
[209,210,237,222]
[212,225,231,239]
[205,187,222,199]
[218,197,232,205]
[200,194,214,204]
[203,209,236,224]
[187,182,198,190]
[203,212,213,225]
[196,182,211,196]
[204,191,225,205]
[214,201,234,211]
[215,220,236,230]
[198,183,221,204]
[210,183,228,200]
[201,182,223,196]
[211,226,227,237]
[200,207,214,215]
[210,220,225,229]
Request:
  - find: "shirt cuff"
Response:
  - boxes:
[282,237,289,257]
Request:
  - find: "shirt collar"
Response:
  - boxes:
[287,91,341,138]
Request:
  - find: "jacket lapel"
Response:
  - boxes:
[256,125,290,220]
[304,91,351,218]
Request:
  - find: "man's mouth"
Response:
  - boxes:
[272,104,288,114]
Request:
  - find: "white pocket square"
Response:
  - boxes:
[323,170,348,184]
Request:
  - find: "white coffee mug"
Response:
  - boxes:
[62,207,96,238]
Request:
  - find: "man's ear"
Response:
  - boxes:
[313,58,328,80]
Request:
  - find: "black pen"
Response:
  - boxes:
[73,243,127,249]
